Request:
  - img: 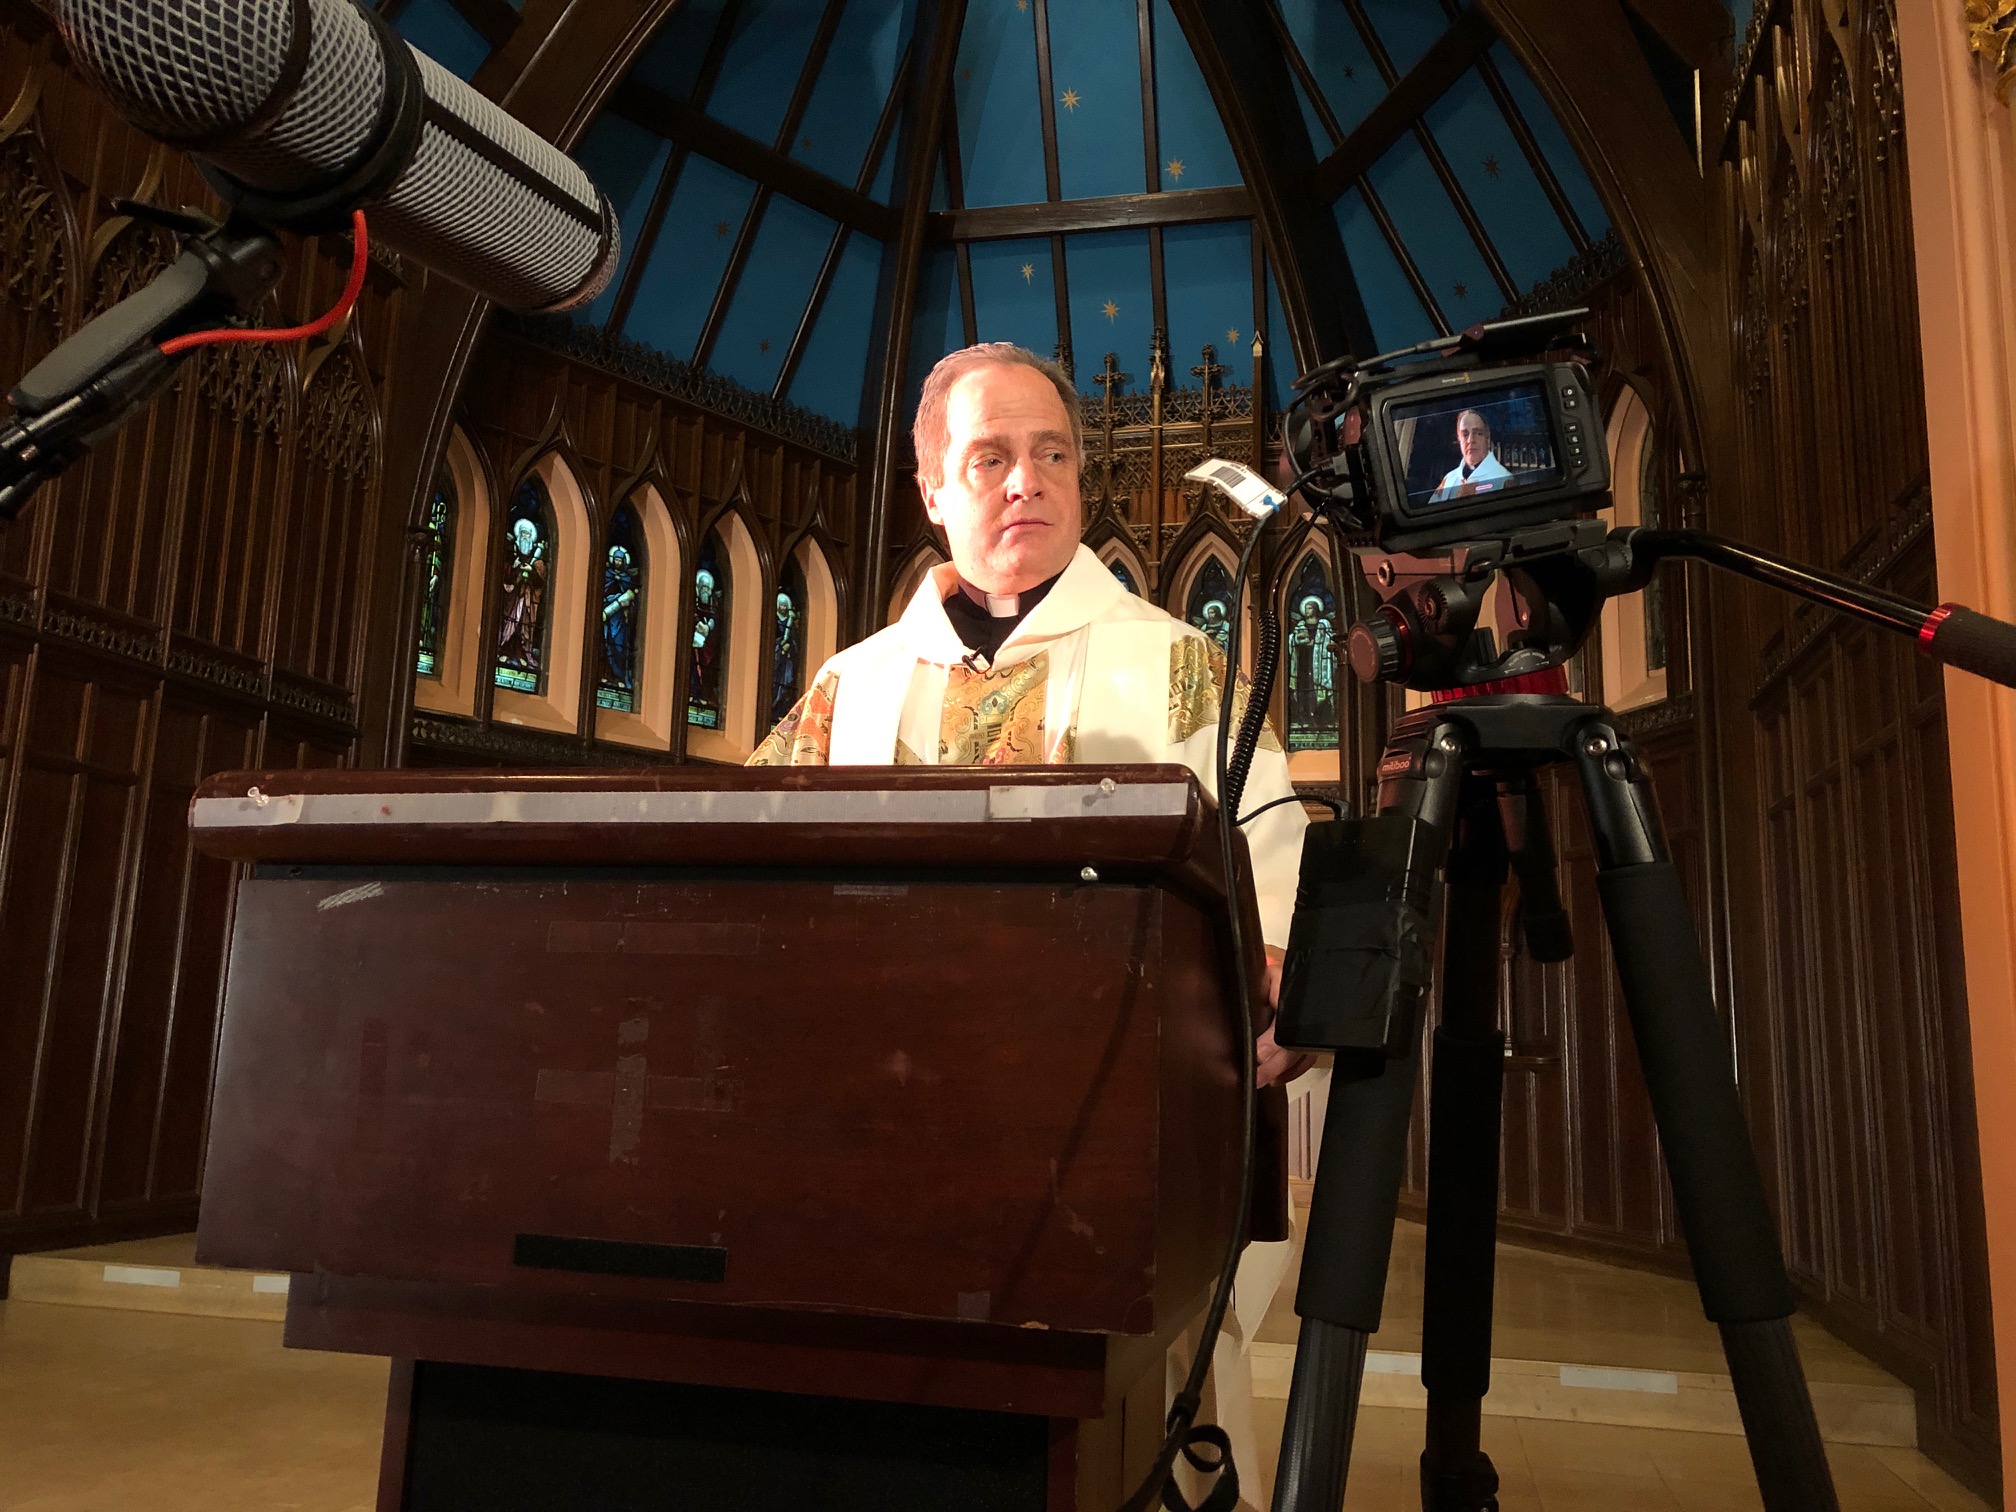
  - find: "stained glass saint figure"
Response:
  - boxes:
[1108,557,1139,595]
[597,502,644,712]
[1185,557,1235,653]
[414,468,454,679]
[772,554,807,725]
[494,476,552,694]
[687,532,730,729]
[1284,552,1340,751]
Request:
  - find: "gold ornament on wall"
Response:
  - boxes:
[1966,0,2016,101]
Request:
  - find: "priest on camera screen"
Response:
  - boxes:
[1430,406,1514,500]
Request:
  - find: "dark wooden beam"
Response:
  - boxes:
[859,0,970,639]
[1032,0,1064,202]
[1163,0,1373,367]
[1622,0,1731,72]
[1139,0,1167,340]
[927,186,1253,241]
[940,123,978,344]
[1313,7,1497,199]
[448,0,522,52]
[610,82,901,242]
[1359,179,1449,335]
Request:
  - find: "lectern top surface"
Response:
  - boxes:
[188,765,1236,880]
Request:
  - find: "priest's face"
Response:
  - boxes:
[921,363,1082,594]
[1457,410,1491,469]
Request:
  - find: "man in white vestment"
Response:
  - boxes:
[751,342,1311,1506]
[1429,407,1513,501]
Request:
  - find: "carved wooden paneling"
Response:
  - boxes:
[0,17,387,1272]
[1718,0,1993,1489]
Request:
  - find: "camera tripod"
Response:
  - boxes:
[1260,516,2016,1512]
[1270,686,1838,1511]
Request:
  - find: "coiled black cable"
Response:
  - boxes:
[1223,597,1281,822]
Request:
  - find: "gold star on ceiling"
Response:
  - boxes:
[1102,299,1119,322]
[759,339,771,353]
[1166,158,1185,181]
[1483,155,1501,179]
[1020,262,1035,283]
[1227,327,1241,345]
[1016,0,1029,11]
[1060,88,1081,111]
[714,220,729,238]
[1343,64,1355,80]
[1453,282,1468,299]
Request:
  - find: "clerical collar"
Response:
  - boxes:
[953,570,1061,619]
[943,567,1066,663]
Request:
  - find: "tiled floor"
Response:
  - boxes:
[0,1223,1996,1511]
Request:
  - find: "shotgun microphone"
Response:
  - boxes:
[45,0,618,313]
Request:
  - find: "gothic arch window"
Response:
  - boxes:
[687,529,732,731]
[1599,388,1669,712]
[416,467,455,681]
[795,538,840,676]
[1184,556,1237,655]
[495,474,555,695]
[597,500,644,712]
[594,484,682,752]
[686,511,765,758]
[491,452,592,733]
[1282,550,1340,752]
[1096,538,1147,596]
[413,426,490,719]
[771,552,808,725]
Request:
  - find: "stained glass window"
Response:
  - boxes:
[687,531,730,729]
[596,502,644,712]
[1185,557,1235,653]
[494,475,553,694]
[1284,552,1340,752]
[1108,556,1139,595]
[414,467,454,679]
[771,554,807,724]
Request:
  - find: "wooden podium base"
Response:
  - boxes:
[380,1361,1060,1510]
[376,1355,1164,1512]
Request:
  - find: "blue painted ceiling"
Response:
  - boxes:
[395,1,1631,435]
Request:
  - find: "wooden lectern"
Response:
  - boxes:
[189,766,1285,1511]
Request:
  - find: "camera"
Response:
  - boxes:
[1279,308,1638,693]
[1285,308,1611,553]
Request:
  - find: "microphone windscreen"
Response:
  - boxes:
[53,0,617,313]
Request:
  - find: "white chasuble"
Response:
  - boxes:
[750,544,1309,947]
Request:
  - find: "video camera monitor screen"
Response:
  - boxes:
[1386,377,1563,516]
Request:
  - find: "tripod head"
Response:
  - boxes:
[1330,513,2016,694]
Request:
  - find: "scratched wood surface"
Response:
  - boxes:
[197,867,1240,1341]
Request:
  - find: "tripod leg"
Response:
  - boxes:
[1419,779,1509,1512]
[1573,717,1840,1512]
[1272,722,1467,1512]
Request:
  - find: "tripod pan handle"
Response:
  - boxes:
[1921,604,2016,689]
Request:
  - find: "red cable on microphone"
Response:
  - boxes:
[158,211,369,357]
